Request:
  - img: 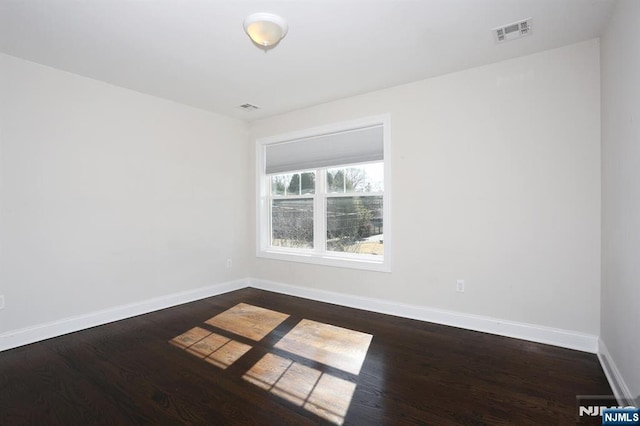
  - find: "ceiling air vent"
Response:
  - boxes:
[493,18,532,44]
[238,103,259,111]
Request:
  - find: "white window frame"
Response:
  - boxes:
[255,114,391,272]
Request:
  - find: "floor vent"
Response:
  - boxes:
[493,18,532,44]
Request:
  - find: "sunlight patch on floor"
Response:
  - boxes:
[243,353,357,425]
[205,303,289,341]
[170,327,252,369]
[169,303,372,424]
[275,319,373,375]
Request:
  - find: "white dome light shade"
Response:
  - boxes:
[243,13,288,48]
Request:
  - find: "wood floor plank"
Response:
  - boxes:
[0,288,611,425]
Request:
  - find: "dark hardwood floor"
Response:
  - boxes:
[0,288,611,425]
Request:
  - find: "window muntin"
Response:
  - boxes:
[271,172,315,196]
[269,171,316,249]
[267,162,383,257]
[327,163,384,193]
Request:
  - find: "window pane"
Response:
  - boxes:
[326,196,383,255]
[327,163,383,193]
[271,172,315,196]
[271,174,289,196]
[301,172,315,194]
[287,174,300,195]
[272,199,314,249]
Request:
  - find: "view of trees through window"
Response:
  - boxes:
[271,172,315,196]
[271,172,315,249]
[270,163,383,255]
[326,196,383,254]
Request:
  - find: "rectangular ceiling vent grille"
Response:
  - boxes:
[238,103,259,111]
[493,18,532,44]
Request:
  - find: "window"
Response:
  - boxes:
[256,115,391,272]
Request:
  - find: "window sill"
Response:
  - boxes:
[257,249,391,272]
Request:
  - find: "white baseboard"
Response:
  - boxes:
[598,338,636,405]
[2,276,623,401]
[0,276,600,356]
[0,278,248,352]
[249,278,599,353]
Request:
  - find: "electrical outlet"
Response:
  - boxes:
[226,259,232,268]
[0,295,4,309]
[456,280,465,293]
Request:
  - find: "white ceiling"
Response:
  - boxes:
[0,0,614,121]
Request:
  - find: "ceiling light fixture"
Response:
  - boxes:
[243,13,288,49]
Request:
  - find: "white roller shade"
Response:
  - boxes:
[265,125,383,174]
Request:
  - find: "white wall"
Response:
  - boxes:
[600,0,640,404]
[0,53,250,334]
[250,40,601,335]
[0,39,605,353]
